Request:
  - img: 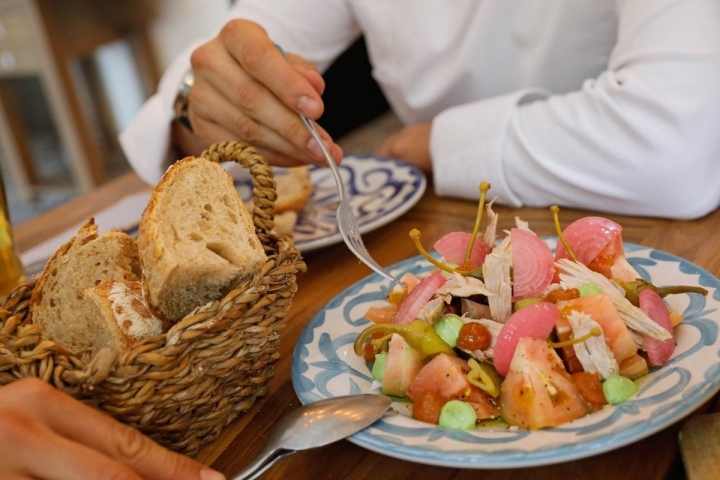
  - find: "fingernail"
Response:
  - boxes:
[297,95,320,117]
[200,468,226,480]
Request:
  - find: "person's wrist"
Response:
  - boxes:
[173,69,194,132]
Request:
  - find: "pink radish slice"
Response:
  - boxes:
[392,271,447,324]
[434,232,491,267]
[639,289,675,366]
[555,217,623,265]
[493,302,559,376]
[511,228,555,301]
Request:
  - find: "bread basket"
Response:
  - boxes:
[0,141,306,456]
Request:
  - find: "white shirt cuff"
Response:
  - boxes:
[430,88,549,206]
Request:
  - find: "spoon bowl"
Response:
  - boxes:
[230,394,391,480]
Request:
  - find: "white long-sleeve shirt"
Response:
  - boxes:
[120,0,720,219]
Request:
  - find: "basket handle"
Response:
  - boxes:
[200,141,276,237]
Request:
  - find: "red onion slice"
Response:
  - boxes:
[434,232,491,267]
[511,228,555,301]
[392,271,447,324]
[639,289,675,366]
[493,302,559,376]
[555,217,623,265]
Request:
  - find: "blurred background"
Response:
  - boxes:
[0,0,231,224]
[0,0,398,227]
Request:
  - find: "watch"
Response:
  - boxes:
[173,68,195,132]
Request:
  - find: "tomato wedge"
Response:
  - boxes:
[511,228,555,301]
[407,353,471,402]
[392,271,447,324]
[434,232,491,267]
[500,337,588,429]
[493,302,559,376]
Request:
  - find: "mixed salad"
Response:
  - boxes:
[354,183,708,431]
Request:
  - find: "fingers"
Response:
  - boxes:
[4,379,223,480]
[0,411,141,480]
[375,124,433,173]
[188,19,343,167]
[220,20,323,118]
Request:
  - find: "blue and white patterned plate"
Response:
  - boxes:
[291,240,720,468]
[235,155,426,253]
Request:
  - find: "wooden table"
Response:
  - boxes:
[13,171,720,480]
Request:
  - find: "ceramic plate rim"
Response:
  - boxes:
[235,154,426,253]
[291,240,720,469]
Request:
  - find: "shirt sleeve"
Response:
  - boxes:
[118,41,200,186]
[430,0,720,219]
[118,0,358,186]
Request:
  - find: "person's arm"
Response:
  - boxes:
[0,378,224,480]
[430,0,720,219]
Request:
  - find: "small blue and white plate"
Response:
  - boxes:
[291,240,720,468]
[235,155,426,253]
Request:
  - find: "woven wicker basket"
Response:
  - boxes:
[0,141,306,456]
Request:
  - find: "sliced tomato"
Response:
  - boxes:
[406,353,471,402]
[412,389,447,425]
[433,232,491,267]
[555,217,623,267]
[364,305,397,323]
[499,337,589,429]
[461,385,500,420]
[639,289,675,366]
[618,353,649,379]
[570,372,607,410]
[556,293,638,363]
[607,255,640,283]
[392,271,446,324]
[511,228,555,301]
[493,302,559,377]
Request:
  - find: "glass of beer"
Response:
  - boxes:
[0,169,25,297]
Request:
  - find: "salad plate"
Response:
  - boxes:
[234,155,426,253]
[291,240,720,468]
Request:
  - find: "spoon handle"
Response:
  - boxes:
[229,448,296,480]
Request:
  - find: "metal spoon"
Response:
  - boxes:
[230,394,391,480]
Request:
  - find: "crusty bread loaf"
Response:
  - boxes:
[29,218,142,357]
[85,279,168,356]
[137,156,267,322]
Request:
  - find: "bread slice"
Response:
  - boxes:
[137,156,267,322]
[29,218,142,357]
[273,166,313,214]
[243,165,312,235]
[272,211,299,237]
[85,279,168,356]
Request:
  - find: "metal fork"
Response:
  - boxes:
[276,46,401,285]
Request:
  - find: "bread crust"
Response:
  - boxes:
[273,166,313,214]
[137,156,267,322]
[85,279,169,356]
[28,218,142,357]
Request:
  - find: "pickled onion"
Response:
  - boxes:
[493,302,559,376]
[392,271,447,324]
[434,232,491,267]
[511,228,555,301]
[638,289,675,366]
[555,217,623,266]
